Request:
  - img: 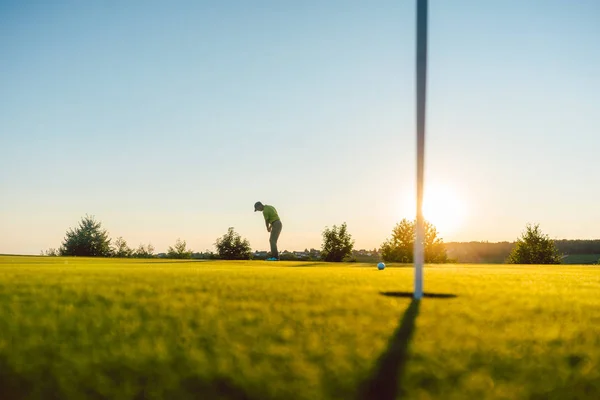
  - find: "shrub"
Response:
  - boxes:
[215,228,252,260]
[507,223,562,264]
[321,223,354,262]
[60,215,111,257]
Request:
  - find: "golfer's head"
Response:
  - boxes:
[254,201,264,212]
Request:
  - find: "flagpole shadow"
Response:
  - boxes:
[357,292,456,399]
[380,291,457,299]
[357,299,420,400]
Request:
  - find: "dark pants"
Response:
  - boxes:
[269,220,282,259]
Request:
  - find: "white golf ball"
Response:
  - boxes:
[377,262,385,270]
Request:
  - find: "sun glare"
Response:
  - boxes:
[422,185,467,236]
[397,184,468,237]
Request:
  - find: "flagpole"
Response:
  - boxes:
[414,0,428,300]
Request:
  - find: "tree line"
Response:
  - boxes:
[43,216,357,261]
[43,215,596,265]
[446,238,600,264]
[43,215,448,263]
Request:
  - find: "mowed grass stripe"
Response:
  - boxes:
[0,256,599,399]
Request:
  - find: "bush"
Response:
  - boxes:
[215,228,252,260]
[321,223,354,262]
[112,237,133,258]
[507,223,562,264]
[192,251,219,260]
[380,218,448,263]
[167,238,193,259]
[41,248,59,257]
[133,243,155,258]
[279,252,298,261]
[60,215,112,257]
[344,255,358,263]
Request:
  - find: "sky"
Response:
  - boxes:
[1,0,599,255]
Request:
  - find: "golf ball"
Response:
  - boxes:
[377,262,385,270]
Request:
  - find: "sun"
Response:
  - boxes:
[396,183,469,237]
[422,185,467,236]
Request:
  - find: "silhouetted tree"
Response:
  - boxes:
[133,243,155,258]
[167,238,193,259]
[112,236,133,258]
[60,215,111,257]
[507,223,562,264]
[41,248,59,256]
[215,228,252,260]
[380,218,448,263]
[321,222,354,262]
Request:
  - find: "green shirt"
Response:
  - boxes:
[262,205,280,224]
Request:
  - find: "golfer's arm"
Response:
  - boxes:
[265,220,270,230]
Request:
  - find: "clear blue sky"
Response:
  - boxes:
[1,0,599,255]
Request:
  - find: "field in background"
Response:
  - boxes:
[563,254,600,264]
[0,256,599,399]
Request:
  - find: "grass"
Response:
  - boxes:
[0,256,599,399]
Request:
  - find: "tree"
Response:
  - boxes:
[60,215,112,257]
[424,221,448,263]
[112,236,133,258]
[133,243,155,258]
[215,228,252,260]
[507,223,562,264]
[380,218,448,263]
[321,222,354,262]
[167,238,193,259]
[380,219,414,263]
[41,248,59,256]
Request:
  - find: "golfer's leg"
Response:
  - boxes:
[269,220,282,259]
